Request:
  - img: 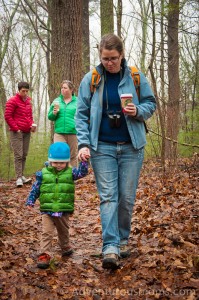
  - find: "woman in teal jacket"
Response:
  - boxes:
[48,80,78,167]
[75,34,156,270]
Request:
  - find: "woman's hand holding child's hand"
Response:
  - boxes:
[78,147,90,161]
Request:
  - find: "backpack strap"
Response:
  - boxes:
[90,68,101,94]
[91,66,140,96]
[130,66,148,133]
[130,66,140,100]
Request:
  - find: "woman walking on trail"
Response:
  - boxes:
[75,33,156,269]
[48,80,78,167]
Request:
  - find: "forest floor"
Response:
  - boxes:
[0,157,198,300]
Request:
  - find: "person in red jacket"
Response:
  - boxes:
[4,82,36,187]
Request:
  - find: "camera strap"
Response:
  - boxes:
[104,69,123,111]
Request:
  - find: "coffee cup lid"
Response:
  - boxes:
[121,93,133,98]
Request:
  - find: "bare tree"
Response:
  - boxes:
[48,0,82,101]
[166,0,180,163]
[180,1,199,147]
[138,0,150,73]
[82,0,90,75]
[0,0,20,112]
[115,0,122,38]
[100,0,114,36]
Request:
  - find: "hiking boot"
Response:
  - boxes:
[16,177,23,187]
[37,253,51,269]
[62,246,73,257]
[22,176,32,184]
[102,253,120,269]
[120,244,131,258]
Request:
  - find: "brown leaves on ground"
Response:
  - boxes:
[0,158,198,300]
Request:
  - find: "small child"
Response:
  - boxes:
[26,142,88,269]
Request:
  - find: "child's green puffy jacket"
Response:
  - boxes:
[39,166,74,213]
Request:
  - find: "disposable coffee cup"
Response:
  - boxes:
[120,94,133,110]
[31,123,37,132]
[54,100,60,111]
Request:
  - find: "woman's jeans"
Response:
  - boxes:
[90,141,144,256]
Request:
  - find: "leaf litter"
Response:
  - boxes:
[0,158,198,300]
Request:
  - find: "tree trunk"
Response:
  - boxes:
[100,0,114,36]
[166,0,180,164]
[139,0,150,73]
[116,0,122,38]
[48,0,82,102]
[160,0,166,169]
[0,0,20,145]
[82,0,90,75]
[148,0,161,162]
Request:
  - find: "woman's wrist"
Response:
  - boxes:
[78,144,89,151]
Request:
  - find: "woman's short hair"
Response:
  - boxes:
[61,80,75,93]
[18,82,29,91]
[99,34,124,55]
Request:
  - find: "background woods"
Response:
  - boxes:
[0,2,198,298]
[0,0,198,179]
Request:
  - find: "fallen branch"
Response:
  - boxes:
[148,129,199,148]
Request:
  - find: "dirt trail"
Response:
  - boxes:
[0,161,198,299]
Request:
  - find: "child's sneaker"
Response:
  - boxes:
[62,246,73,257]
[37,253,51,269]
